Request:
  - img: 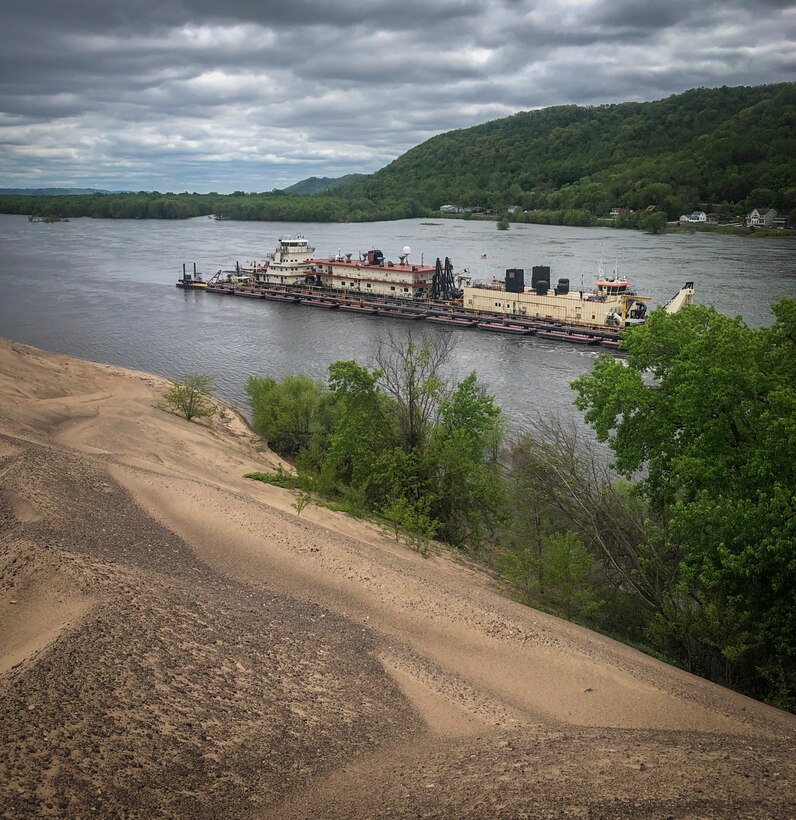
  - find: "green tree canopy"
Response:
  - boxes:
[573,300,796,706]
[161,374,216,422]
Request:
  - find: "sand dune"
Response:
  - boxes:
[1,337,794,818]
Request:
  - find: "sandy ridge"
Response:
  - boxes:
[1,337,795,818]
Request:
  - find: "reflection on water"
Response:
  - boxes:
[0,214,793,431]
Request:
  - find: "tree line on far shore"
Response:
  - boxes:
[0,190,424,223]
[161,297,796,711]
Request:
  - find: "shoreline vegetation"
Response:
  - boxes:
[237,304,795,711]
[2,193,793,239]
[2,334,795,816]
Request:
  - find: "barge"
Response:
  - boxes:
[177,235,696,348]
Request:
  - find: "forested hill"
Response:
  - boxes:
[281,174,366,194]
[348,83,796,219]
[1,83,793,223]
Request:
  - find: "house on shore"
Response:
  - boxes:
[679,211,707,224]
[746,208,778,228]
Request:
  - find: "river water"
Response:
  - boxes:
[0,214,793,431]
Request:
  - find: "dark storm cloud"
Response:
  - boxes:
[1,0,794,191]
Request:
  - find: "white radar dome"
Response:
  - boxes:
[402,245,411,255]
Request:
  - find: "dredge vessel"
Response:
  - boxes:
[177,235,696,347]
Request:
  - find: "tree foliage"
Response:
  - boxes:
[345,82,795,219]
[500,419,669,638]
[542,531,603,621]
[245,374,330,457]
[246,332,505,553]
[573,299,796,706]
[243,304,796,709]
[161,374,216,422]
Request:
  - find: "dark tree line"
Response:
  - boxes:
[0,190,424,222]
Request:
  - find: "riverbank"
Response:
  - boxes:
[1,338,795,817]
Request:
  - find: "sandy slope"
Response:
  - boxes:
[1,337,794,818]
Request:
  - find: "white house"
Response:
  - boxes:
[679,211,707,224]
[746,208,777,228]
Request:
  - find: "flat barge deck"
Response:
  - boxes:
[177,276,625,349]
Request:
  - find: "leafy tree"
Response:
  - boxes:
[244,331,504,556]
[639,211,667,234]
[373,330,452,453]
[501,543,543,604]
[572,300,796,706]
[381,495,438,557]
[326,359,386,487]
[161,374,216,422]
[429,373,504,548]
[246,374,330,457]
[744,186,777,209]
[542,531,603,621]
[506,420,669,617]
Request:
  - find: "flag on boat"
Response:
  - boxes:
[481,254,487,259]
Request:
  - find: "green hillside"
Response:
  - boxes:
[349,83,796,220]
[1,84,793,224]
[281,174,366,195]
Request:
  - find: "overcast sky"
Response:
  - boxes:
[1,0,793,193]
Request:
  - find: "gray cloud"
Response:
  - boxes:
[0,0,794,192]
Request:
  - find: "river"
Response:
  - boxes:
[0,214,793,431]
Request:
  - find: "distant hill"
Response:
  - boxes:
[281,174,367,195]
[0,188,118,196]
[346,82,796,219]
